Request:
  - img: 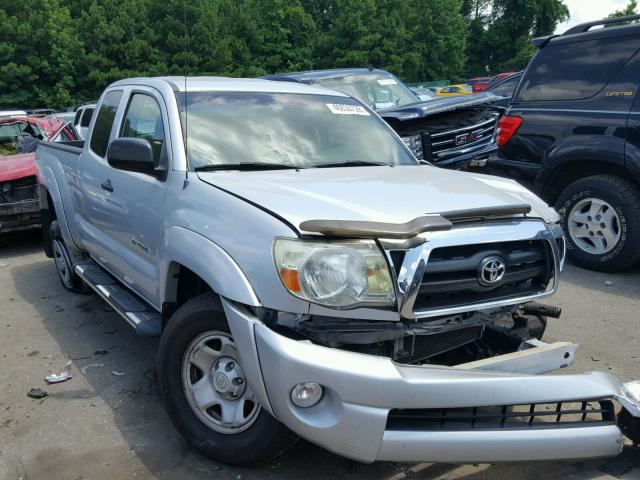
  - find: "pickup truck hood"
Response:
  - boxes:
[378,92,498,122]
[198,166,559,233]
[0,153,37,182]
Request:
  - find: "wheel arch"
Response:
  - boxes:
[542,159,638,203]
[160,227,260,325]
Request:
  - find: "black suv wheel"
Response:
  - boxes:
[158,293,296,465]
[556,175,640,272]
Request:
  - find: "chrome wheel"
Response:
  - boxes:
[181,331,260,434]
[53,239,74,289]
[568,197,621,254]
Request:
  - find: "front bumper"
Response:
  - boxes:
[222,300,640,464]
[0,199,41,233]
[430,141,497,170]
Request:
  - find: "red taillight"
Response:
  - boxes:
[496,115,522,146]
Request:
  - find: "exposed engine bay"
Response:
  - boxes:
[254,302,561,366]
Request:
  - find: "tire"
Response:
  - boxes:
[555,175,640,272]
[50,220,89,293]
[158,293,296,465]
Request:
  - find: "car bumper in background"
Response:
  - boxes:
[0,199,41,233]
[432,141,497,170]
[222,300,640,464]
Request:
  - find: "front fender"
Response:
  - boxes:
[160,226,260,307]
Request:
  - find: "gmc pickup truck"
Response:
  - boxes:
[36,77,640,465]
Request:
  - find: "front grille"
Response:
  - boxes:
[0,176,38,204]
[427,116,497,161]
[413,240,552,312]
[386,400,616,431]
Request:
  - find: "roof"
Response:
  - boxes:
[109,76,349,97]
[263,68,389,82]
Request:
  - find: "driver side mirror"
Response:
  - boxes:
[107,138,165,179]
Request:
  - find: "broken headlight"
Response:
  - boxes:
[273,238,395,308]
[401,134,423,160]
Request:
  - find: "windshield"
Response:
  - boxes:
[307,73,420,110]
[178,92,417,170]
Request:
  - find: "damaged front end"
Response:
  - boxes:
[382,93,500,169]
[226,210,640,463]
[0,173,40,233]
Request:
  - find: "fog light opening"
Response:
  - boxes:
[290,382,323,408]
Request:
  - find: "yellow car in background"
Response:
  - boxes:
[436,84,472,96]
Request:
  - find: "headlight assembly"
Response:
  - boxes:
[401,134,423,160]
[273,238,395,308]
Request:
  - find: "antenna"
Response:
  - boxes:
[183,0,189,182]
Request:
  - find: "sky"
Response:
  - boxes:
[555,0,631,33]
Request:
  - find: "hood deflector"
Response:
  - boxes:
[300,204,531,239]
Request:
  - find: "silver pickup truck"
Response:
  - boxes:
[36,77,640,466]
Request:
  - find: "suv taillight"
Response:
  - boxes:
[496,115,522,146]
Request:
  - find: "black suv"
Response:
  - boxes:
[490,15,640,272]
[264,68,499,169]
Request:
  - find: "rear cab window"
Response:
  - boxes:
[89,91,123,157]
[516,35,640,102]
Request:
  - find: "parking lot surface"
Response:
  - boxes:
[1,230,639,480]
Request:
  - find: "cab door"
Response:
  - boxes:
[79,87,170,308]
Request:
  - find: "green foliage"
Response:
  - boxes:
[462,0,568,76]
[0,0,571,108]
[606,0,638,25]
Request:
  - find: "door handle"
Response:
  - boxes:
[100,180,113,192]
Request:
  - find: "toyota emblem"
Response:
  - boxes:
[478,255,506,286]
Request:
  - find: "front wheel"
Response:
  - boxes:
[158,293,296,465]
[556,175,640,272]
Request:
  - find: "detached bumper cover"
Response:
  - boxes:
[222,300,640,463]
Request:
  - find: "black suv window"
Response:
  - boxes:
[516,36,640,102]
[90,91,122,157]
[120,93,165,167]
[490,75,520,97]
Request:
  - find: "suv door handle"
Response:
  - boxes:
[100,180,113,192]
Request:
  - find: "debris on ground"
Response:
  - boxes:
[111,370,125,376]
[591,356,600,362]
[81,363,104,374]
[94,350,109,356]
[45,361,73,384]
[604,280,614,286]
[27,388,48,399]
[0,262,9,268]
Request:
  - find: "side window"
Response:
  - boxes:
[119,93,166,167]
[490,76,520,97]
[74,110,82,125]
[516,36,640,102]
[80,107,94,127]
[90,91,123,157]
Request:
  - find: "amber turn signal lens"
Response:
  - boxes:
[279,268,301,292]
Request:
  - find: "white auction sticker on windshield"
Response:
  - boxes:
[326,104,370,116]
[377,78,397,85]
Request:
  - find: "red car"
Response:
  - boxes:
[0,116,78,233]
[472,72,519,92]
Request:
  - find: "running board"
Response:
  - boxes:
[74,262,161,337]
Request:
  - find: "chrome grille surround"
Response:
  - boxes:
[392,219,562,320]
[428,115,498,161]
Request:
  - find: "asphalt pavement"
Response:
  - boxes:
[0,230,639,480]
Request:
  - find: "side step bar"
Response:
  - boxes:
[75,262,161,337]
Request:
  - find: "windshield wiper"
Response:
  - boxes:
[194,162,306,172]
[314,160,389,168]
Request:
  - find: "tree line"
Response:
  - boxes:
[1,0,570,109]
